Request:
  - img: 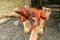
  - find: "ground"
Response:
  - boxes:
[0,0,60,40]
[0,12,60,40]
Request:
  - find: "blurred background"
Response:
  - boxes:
[0,0,60,40]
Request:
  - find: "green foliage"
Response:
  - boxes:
[31,0,42,9]
[55,12,60,19]
[54,12,60,22]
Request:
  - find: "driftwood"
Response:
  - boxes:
[23,7,52,40]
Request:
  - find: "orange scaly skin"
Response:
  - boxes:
[17,7,47,32]
[29,8,47,32]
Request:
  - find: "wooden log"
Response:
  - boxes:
[23,7,52,40]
